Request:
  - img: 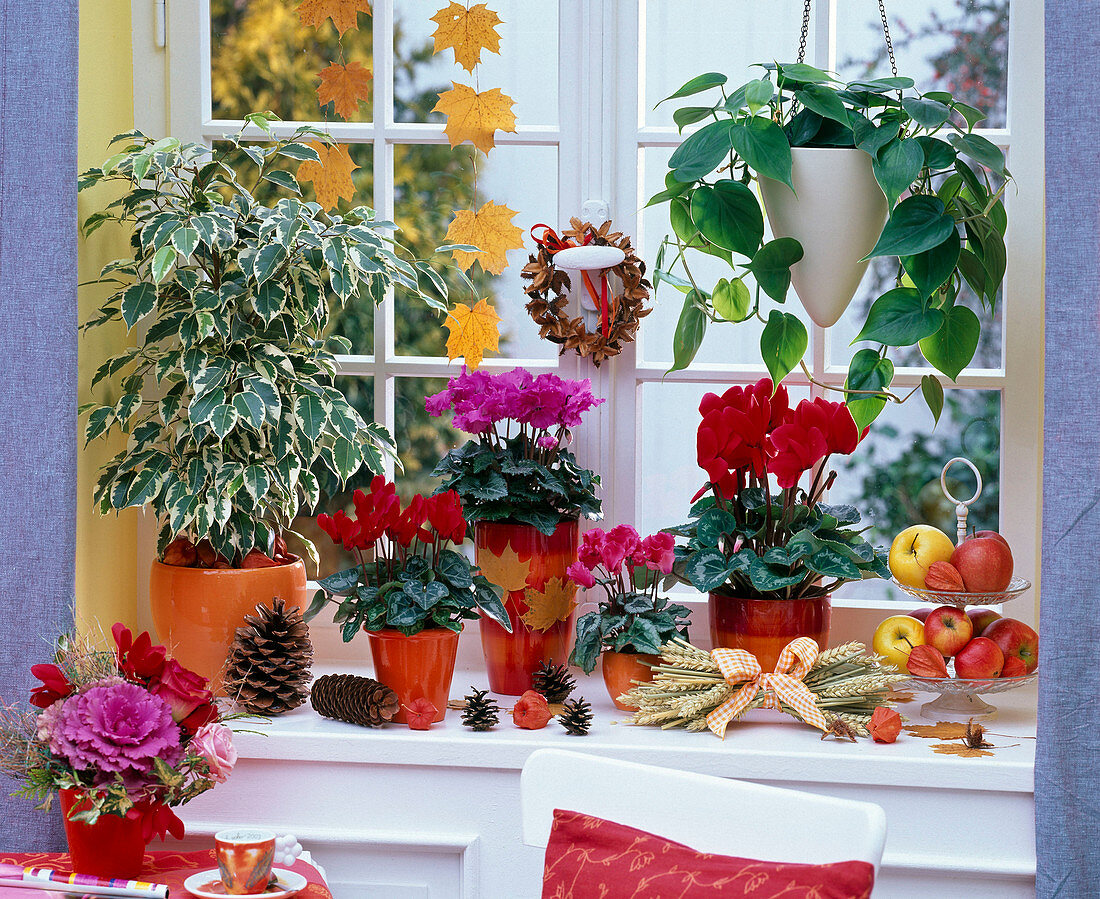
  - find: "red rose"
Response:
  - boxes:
[178,699,220,735]
[29,663,73,709]
[148,659,213,723]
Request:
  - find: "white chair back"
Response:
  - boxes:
[521,748,886,872]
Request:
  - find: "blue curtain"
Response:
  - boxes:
[1037,4,1100,896]
[0,0,78,850]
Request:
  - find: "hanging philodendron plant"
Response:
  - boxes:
[650,61,1010,428]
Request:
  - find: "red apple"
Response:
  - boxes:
[972,530,1012,552]
[983,617,1039,673]
[950,537,1014,592]
[967,608,1002,637]
[924,606,973,658]
[1001,657,1027,678]
[954,637,1004,678]
[907,607,934,623]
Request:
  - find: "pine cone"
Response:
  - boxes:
[310,674,399,727]
[558,697,593,736]
[461,687,501,731]
[224,599,313,715]
[532,661,575,703]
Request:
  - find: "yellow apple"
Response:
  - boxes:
[872,615,926,673]
[888,525,956,588]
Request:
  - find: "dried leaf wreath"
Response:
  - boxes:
[521,218,652,366]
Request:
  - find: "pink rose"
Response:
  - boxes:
[148,659,213,723]
[567,560,597,589]
[192,722,236,783]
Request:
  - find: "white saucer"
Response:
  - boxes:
[183,868,308,899]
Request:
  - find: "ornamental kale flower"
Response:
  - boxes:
[38,678,182,781]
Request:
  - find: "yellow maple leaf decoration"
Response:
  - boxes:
[931,742,995,759]
[445,299,501,370]
[297,141,358,211]
[521,578,578,632]
[445,200,524,275]
[477,543,532,593]
[297,0,372,35]
[433,82,517,154]
[430,2,503,73]
[317,61,372,120]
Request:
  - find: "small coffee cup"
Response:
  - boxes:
[215,828,277,894]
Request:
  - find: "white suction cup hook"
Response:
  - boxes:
[940,457,982,546]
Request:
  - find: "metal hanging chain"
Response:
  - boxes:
[795,0,898,77]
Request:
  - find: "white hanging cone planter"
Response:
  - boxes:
[759,147,888,329]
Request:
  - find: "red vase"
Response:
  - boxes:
[367,627,461,724]
[475,519,579,695]
[709,592,831,672]
[601,651,660,711]
[59,789,148,877]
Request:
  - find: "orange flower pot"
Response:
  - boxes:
[149,557,308,692]
[709,592,831,672]
[601,651,660,711]
[59,789,149,878]
[367,627,460,724]
[475,519,579,695]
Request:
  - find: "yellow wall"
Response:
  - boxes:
[76,1,139,632]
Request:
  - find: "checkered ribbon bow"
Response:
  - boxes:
[705,637,828,738]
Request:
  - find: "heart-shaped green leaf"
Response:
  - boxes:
[864,195,957,260]
[918,303,980,381]
[853,287,945,346]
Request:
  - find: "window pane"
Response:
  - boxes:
[394,143,559,360]
[394,376,458,501]
[836,0,1008,129]
[830,386,1001,602]
[288,375,375,573]
[394,0,559,126]
[210,0,374,122]
[643,0,811,128]
[638,148,814,368]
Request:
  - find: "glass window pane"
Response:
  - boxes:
[288,375,375,572]
[394,376,459,501]
[638,148,814,368]
[210,0,374,122]
[394,143,558,360]
[643,0,811,128]
[394,0,558,126]
[830,386,1001,602]
[836,0,1008,129]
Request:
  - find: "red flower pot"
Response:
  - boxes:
[59,789,148,878]
[601,651,660,711]
[709,592,831,672]
[367,627,461,724]
[475,519,579,695]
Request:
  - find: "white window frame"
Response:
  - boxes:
[135,0,1043,638]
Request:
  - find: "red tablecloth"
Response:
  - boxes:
[0,851,331,899]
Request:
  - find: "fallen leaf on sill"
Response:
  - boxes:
[931,742,995,759]
[887,689,915,703]
[430,2,503,72]
[447,698,468,710]
[904,721,969,740]
[521,577,578,632]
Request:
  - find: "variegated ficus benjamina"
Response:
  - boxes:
[78,114,456,567]
[649,62,1009,429]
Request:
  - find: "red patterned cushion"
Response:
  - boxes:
[541,809,874,899]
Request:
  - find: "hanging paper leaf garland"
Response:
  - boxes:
[317,62,373,120]
[297,141,359,210]
[444,298,502,370]
[298,0,373,36]
[431,2,503,72]
[434,83,517,154]
[445,200,524,276]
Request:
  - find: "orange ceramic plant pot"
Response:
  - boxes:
[367,627,460,724]
[149,557,308,691]
[475,519,579,695]
[601,651,660,711]
[709,592,831,671]
[59,789,148,878]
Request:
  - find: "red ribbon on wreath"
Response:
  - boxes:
[530,223,612,339]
